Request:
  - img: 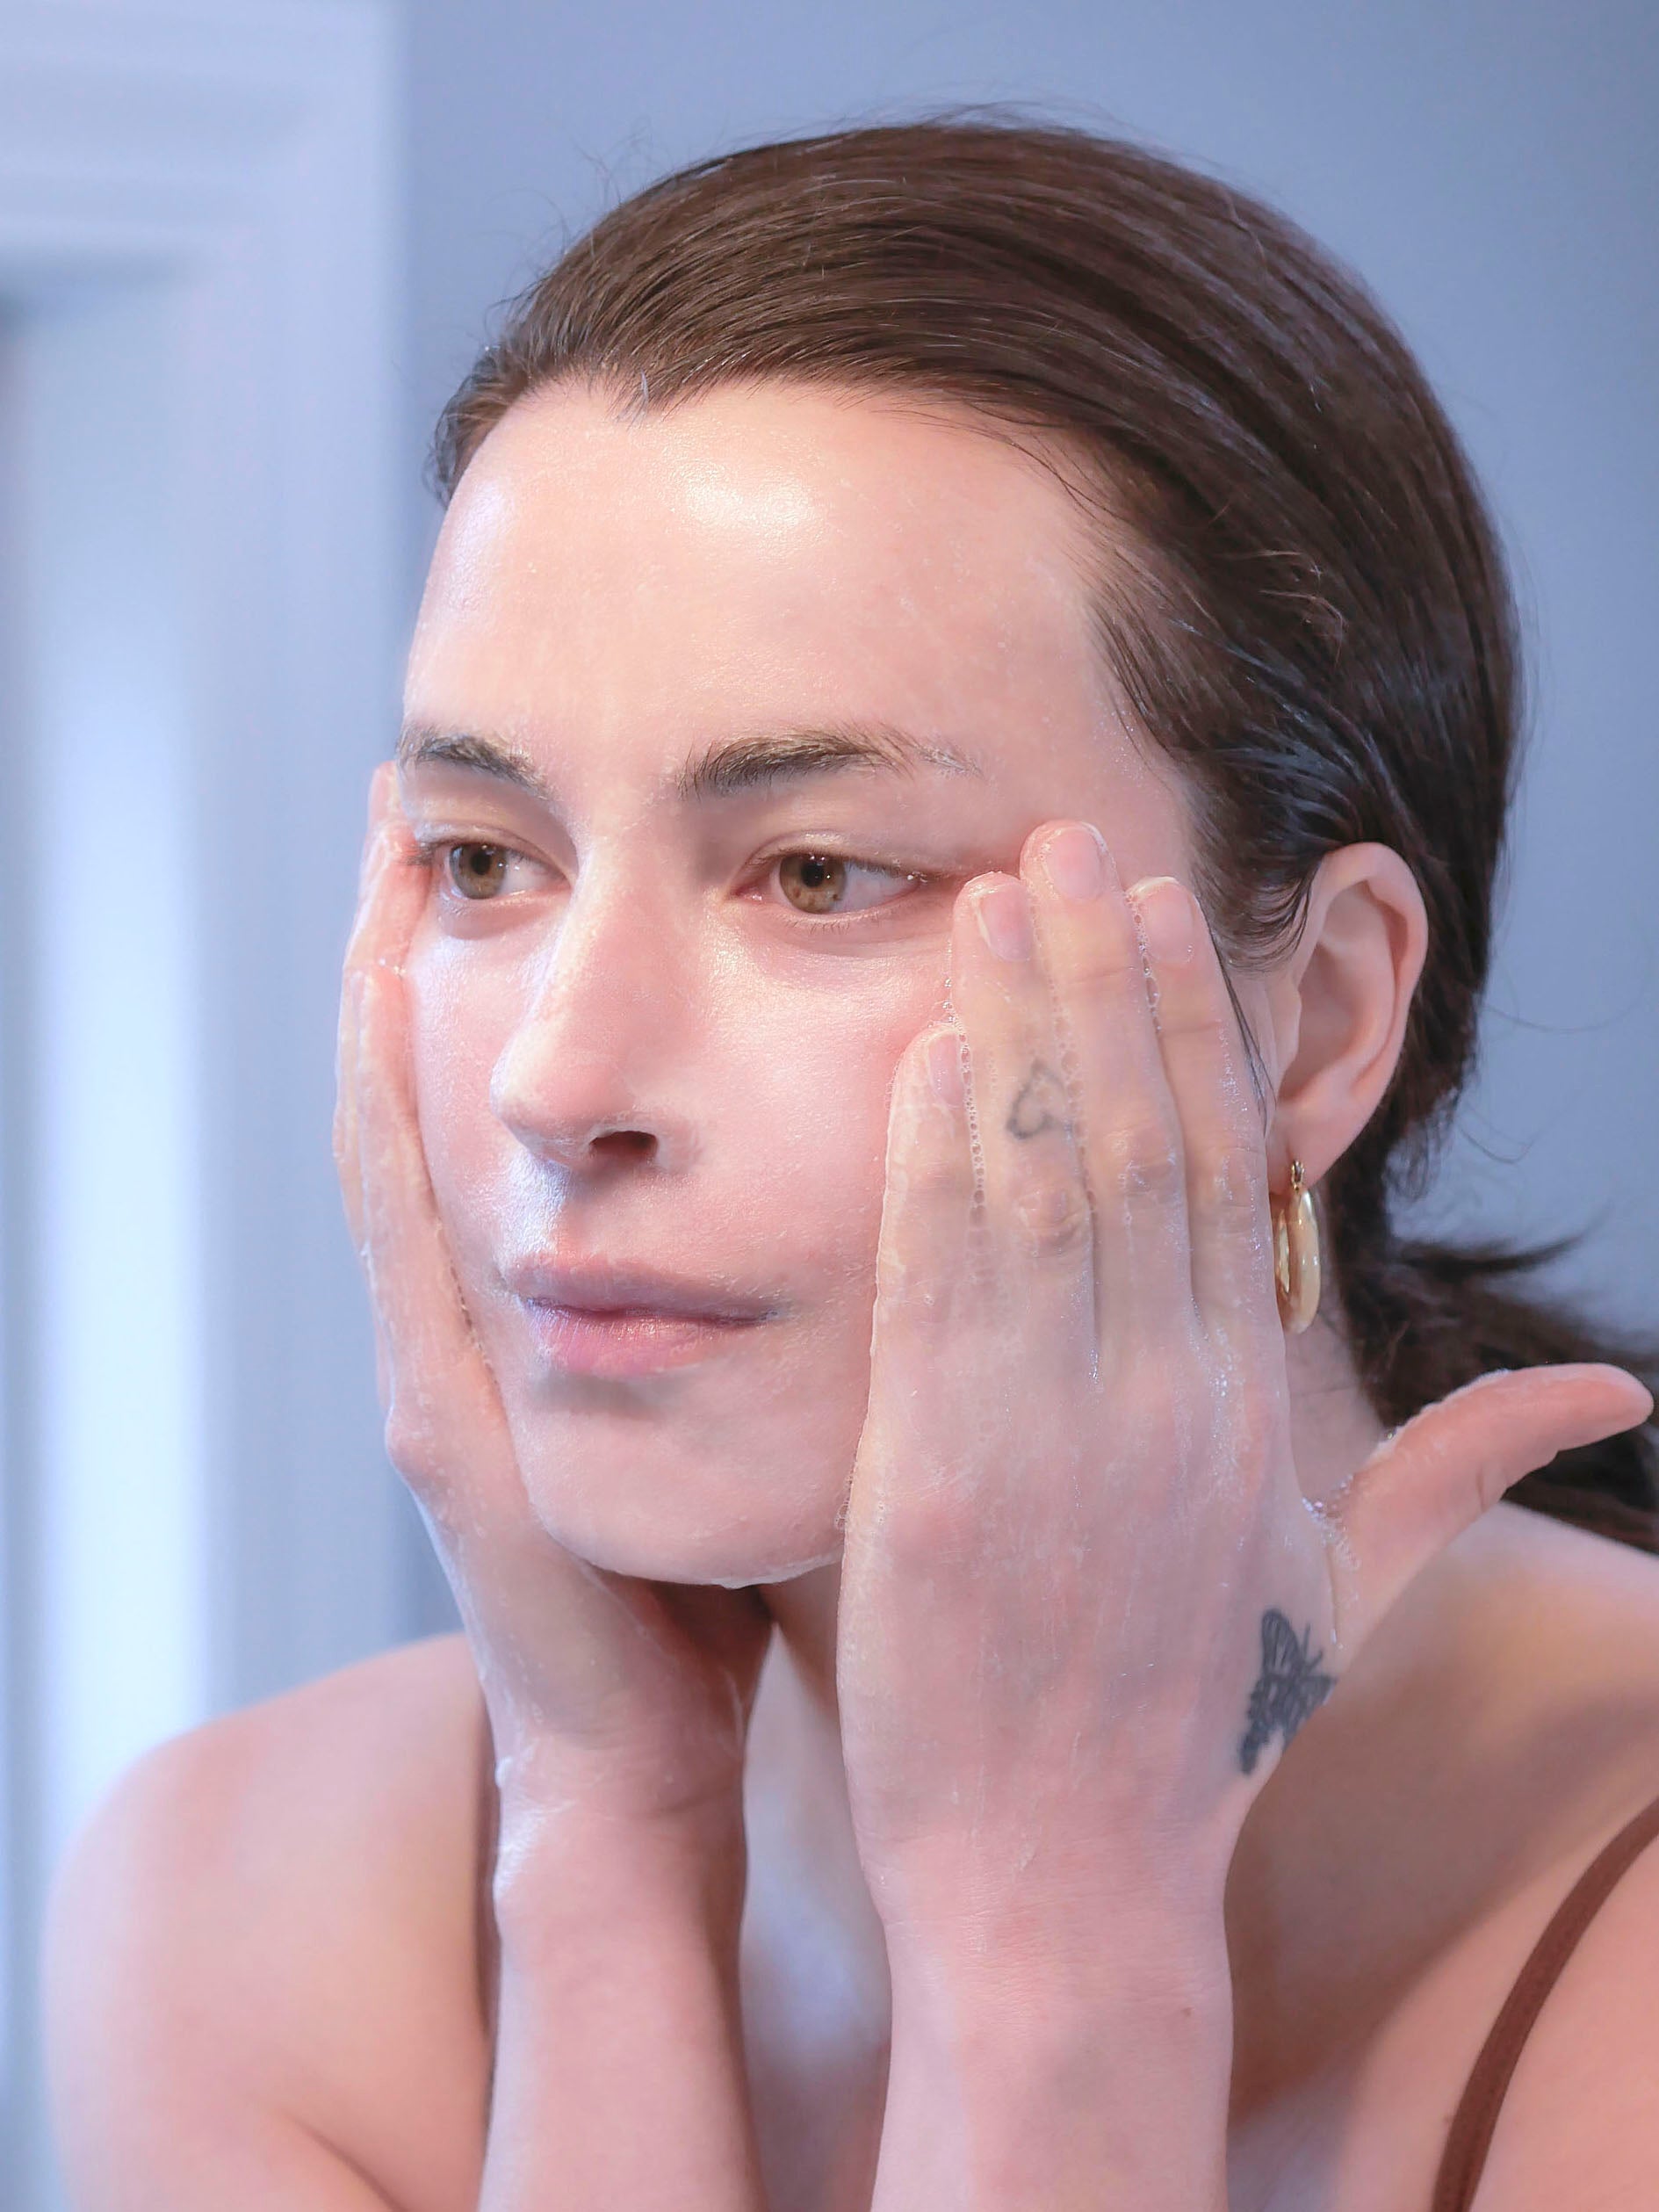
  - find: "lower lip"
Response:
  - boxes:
[520,1300,767,1377]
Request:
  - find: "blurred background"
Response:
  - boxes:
[1,0,1654,2200]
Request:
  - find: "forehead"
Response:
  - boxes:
[407,382,1135,791]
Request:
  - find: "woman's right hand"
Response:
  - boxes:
[334,763,774,1828]
[337,762,773,2210]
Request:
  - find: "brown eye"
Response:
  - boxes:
[447,842,509,900]
[777,852,848,913]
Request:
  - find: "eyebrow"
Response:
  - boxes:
[395,719,981,804]
[396,725,554,799]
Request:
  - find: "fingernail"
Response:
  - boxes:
[927,1028,965,1106]
[976,879,1035,962]
[1043,824,1105,902]
[1133,877,1194,965]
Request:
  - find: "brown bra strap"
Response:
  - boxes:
[475,1699,502,2050]
[1431,1787,1659,2212]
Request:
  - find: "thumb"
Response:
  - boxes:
[1326,1363,1654,1651]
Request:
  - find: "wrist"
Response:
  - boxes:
[487,1704,751,1825]
[876,1905,1233,2212]
[884,1883,1232,2061]
[478,1746,767,2210]
[867,1819,1233,1983]
[491,1753,748,1946]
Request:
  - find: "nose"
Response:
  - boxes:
[487,879,702,1177]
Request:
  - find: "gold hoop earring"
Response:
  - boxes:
[1272,1159,1322,1335]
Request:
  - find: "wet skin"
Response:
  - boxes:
[400,381,1292,1587]
[41,377,1659,2212]
[366,382,1646,2204]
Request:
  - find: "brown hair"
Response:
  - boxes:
[433,115,1659,1551]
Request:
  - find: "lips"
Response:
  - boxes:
[499,1254,782,1322]
[499,1254,782,1377]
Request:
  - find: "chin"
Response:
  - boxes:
[503,1379,862,1585]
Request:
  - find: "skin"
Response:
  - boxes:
[393,381,1398,1587]
[43,378,1659,2212]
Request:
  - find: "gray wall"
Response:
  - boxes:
[396,1,1657,1623]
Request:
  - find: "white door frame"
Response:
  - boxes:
[0,4,401,2200]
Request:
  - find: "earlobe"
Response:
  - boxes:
[1271,842,1429,1182]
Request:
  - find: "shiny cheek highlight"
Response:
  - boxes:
[700,967,927,1299]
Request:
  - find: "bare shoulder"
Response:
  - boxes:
[45,1631,492,2212]
[1446,1505,1659,2207]
[1467,1811,1659,2209]
[1301,1505,1659,2211]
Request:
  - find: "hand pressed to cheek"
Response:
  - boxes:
[841,813,1654,1938]
[335,767,780,1816]
[839,820,1332,1913]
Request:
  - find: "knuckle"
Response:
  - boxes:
[1158,989,1228,1041]
[1069,943,1145,1021]
[1105,1119,1185,1204]
[1194,1144,1265,1228]
[1064,911,1143,985]
[1009,1175,1093,1264]
[890,1146,970,1213]
[879,1470,982,1574]
[876,1248,964,1328]
[1110,1365,1181,1441]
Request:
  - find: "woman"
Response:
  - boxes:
[47,119,1659,2211]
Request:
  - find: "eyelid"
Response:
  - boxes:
[746,845,939,925]
[413,830,544,860]
[748,839,931,886]
[415,834,554,899]
[412,833,949,926]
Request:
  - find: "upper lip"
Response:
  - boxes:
[500,1254,780,1322]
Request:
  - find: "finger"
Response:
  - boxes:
[335,967,366,1254]
[337,764,423,1260]
[343,761,423,980]
[1326,1364,1655,1650]
[948,873,1097,1374]
[853,1025,981,1538]
[354,936,647,1721]
[1022,822,1192,1355]
[869,1023,977,1347]
[354,955,517,1534]
[1125,873,1278,1355]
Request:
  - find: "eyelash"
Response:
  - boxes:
[412,838,938,929]
[750,849,932,930]
[414,836,542,901]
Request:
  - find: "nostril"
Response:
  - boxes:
[590,1128,656,1166]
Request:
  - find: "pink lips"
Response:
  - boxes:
[501,1257,779,1378]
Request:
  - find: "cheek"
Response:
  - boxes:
[702,970,940,1283]
[405,914,943,1304]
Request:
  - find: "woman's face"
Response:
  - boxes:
[400,382,1226,1583]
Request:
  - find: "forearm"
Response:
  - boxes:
[872,1884,1235,2211]
[480,1782,767,2212]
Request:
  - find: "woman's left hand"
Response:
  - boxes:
[836,819,1652,1953]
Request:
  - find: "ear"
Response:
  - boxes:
[1267,842,1428,1182]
